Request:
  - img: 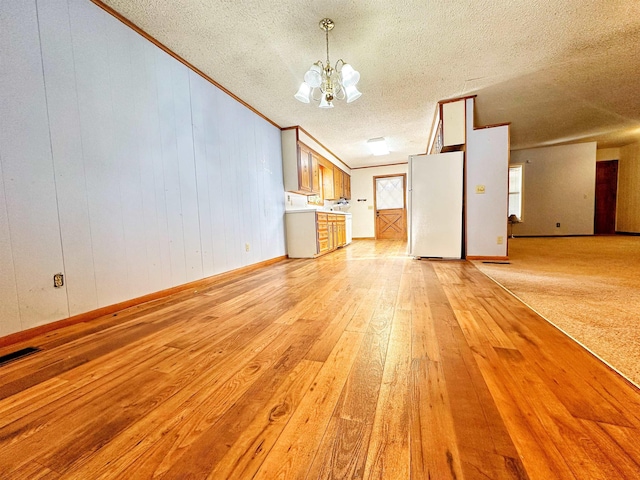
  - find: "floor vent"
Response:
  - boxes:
[0,347,41,367]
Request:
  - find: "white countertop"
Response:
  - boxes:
[285,208,351,215]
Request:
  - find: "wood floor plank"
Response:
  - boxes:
[66,323,293,478]
[305,417,372,480]
[362,309,412,480]
[155,326,319,478]
[207,359,323,480]
[0,240,638,479]
[252,330,364,480]
[578,420,640,478]
[494,347,623,479]
[409,357,464,480]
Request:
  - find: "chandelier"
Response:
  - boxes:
[294,18,362,108]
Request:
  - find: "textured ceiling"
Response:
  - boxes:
[100,0,640,168]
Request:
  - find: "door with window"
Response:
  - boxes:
[374,175,407,240]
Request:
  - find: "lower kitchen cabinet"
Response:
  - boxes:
[286,211,348,259]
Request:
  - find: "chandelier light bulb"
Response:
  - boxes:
[345,84,362,103]
[340,64,360,88]
[294,18,361,108]
[304,65,322,88]
[294,82,312,103]
[319,94,334,109]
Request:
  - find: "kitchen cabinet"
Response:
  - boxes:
[343,173,351,200]
[333,168,343,199]
[311,151,320,193]
[331,167,351,200]
[294,143,320,195]
[320,157,335,200]
[285,210,349,258]
[282,128,350,199]
[335,214,346,247]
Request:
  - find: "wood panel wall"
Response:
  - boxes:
[0,0,285,337]
[617,142,640,233]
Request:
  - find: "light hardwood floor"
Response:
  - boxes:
[0,240,639,479]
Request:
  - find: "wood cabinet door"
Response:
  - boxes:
[316,213,330,253]
[328,215,337,251]
[322,163,335,200]
[343,174,351,200]
[333,168,343,199]
[298,144,311,193]
[311,153,320,194]
[337,216,346,246]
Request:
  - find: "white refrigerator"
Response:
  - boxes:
[408,152,464,259]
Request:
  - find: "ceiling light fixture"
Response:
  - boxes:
[367,137,390,156]
[294,18,362,108]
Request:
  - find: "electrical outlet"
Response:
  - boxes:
[245,242,250,252]
[497,236,503,245]
[475,185,486,194]
[368,205,374,210]
[53,273,64,288]
[556,222,561,228]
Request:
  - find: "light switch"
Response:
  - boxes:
[475,185,486,194]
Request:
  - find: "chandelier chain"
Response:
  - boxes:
[325,27,330,66]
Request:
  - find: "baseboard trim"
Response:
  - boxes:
[352,237,375,240]
[616,231,640,236]
[0,255,287,349]
[511,234,593,238]
[466,256,509,261]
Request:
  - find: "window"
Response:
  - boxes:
[508,165,523,220]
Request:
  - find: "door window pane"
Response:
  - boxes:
[376,177,404,210]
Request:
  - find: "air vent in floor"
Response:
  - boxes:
[0,346,41,367]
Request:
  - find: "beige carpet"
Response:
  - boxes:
[474,236,640,387]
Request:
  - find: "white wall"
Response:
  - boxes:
[465,98,509,257]
[0,0,285,337]
[510,143,596,236]
[351,164,409,238]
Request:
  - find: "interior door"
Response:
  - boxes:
[594,160,618,234]
[374,175,407,240]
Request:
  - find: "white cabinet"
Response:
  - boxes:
[285,211,349,258]
[285,211,318,258]
[441,99,466,147]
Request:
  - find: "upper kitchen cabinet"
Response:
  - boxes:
[320,157,335,200]
[295,142,320,194]
[343,171,351,199]
[282,127,351,199]
[333,167,344,199]
[330,166,351,200]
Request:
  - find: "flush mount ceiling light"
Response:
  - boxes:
[295,18,362,108]
[367,137,389,156]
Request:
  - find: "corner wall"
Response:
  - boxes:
[465,98,509,257]
[510,143,596,236]
[0,0,285,337]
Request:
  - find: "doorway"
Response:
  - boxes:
[374,174,407,240]
[594,160,618,235]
